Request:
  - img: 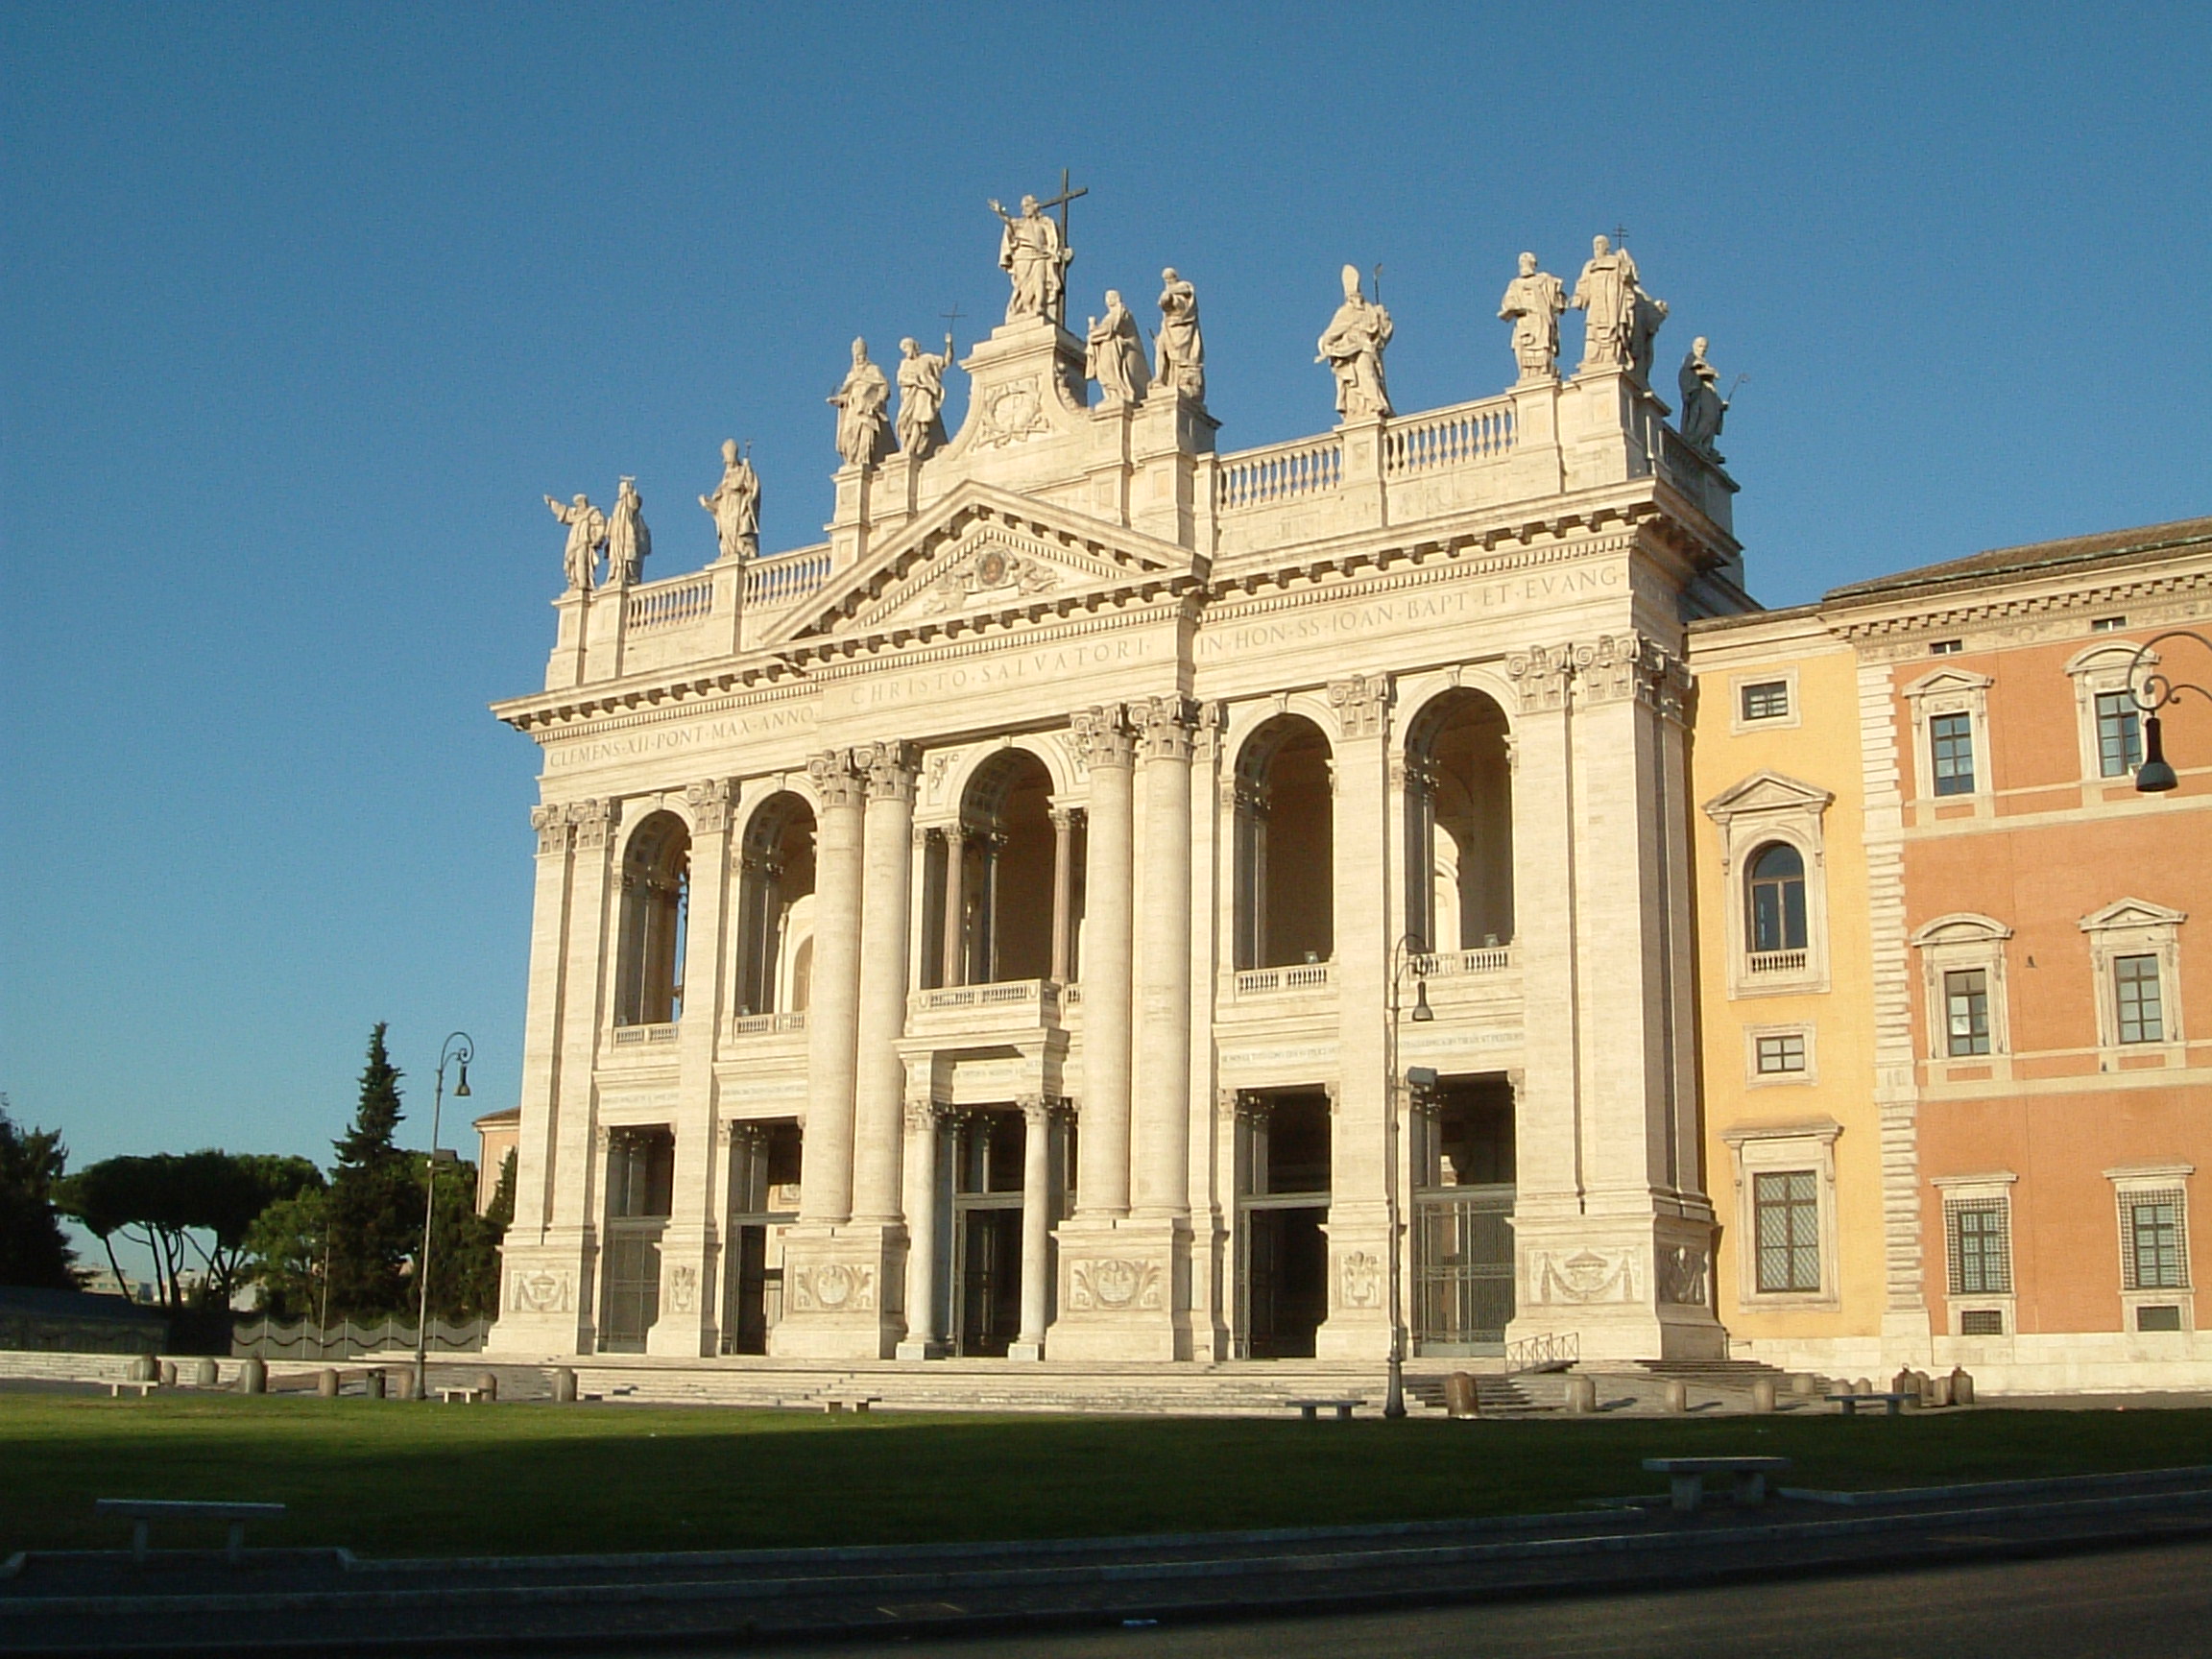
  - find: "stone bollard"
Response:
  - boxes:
[393,1367,418,1402]
[1444,1372,1480,1419]
[317,1367,341,1399]
[1564,1375,1598,1415]
[193,1358,219,1388]
[1927,1373,1953,1407]
[475,1371,499,1403]
[1951,1366,1976,1407]
[1791,1373,1818,1398]
[1892,1367,1916,1396]
[364,1368,386,1400]
[1662,1380,1689,1414]
[239,1357,268,1395]
[553,1366,579,1404]
[1750,1378,1777,1414]
[1855,1378,1874,1395]
[158,1360,178,1388]
[127,1354,157,1383]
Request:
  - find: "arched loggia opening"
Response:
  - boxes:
[614,812,689,1026]
[928,749,1082,987]
[1403,691,1514,952]
[1233,715,1334,971]
[733,794,817,1017]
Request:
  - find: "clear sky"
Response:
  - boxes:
[4,4,2209,1214]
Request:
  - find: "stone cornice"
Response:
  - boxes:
[1824,563,2211,642]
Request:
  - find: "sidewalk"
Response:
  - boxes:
[7,1466,2212,1655]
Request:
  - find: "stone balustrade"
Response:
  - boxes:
[1747,949,1808,975]
[610,1021,680,1048]
[743,544,831,609]
[625,572,715,633]
[1412,945,1517,977]
[727,1011,809,1038]
[1382,397,1516,477]
[1231,961,1334,998]
[1214,433,1343,513]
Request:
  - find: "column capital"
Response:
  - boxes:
[902,1097,942,1132]
[1135,694,1201,763]
[1016,1094,1051,1126]
[685,777,737,834]
[1070,705,1136,771]
[1327,672,1393,741]
[854,739,922,802]
[531,804,571,857]
[1504,644,1575,714]
[806,749,868,810]
[1049,805,1080,832]
[565,796,619,851]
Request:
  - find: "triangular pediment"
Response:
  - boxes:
[2080,897,2188,932]
[1701,769,1835,825]
[764,483,1200,648]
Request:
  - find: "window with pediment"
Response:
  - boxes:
[1701,771,1834,997]
[1910,913,2013,1062]
[2066,641,2156,784]
[1902,667,1994,807]
[2080,898,2187,1056]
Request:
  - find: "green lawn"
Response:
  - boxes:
[8,1395,2212,1559]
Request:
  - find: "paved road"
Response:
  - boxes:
[644,1538,2212,1659]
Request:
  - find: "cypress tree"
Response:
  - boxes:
[325,1024,419,1318]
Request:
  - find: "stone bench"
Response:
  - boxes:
[437,1385,491,1404]
[96,1380,158,1398]
[96,1499,287,1566]
[1643,1455,1792,1513]
[1829,1391,1913,1417]
[822,1396,880,1414]
[1286,1398,1363,1423]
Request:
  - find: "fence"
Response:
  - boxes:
[230,1316,489,1359]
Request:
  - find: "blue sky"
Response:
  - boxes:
[4,3,2208,1210]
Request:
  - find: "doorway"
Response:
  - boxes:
[951,1111,1025,1357]
[1236,1092,1332,1358]
[721,1120,802,1356]
[1411,1075,1516,1354]
[599,1127,674,1353]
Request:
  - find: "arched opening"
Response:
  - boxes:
[1233,715,1334,971]
[1404,691,1513,952]
[932,749,1074,987]
[1747,842,1807,954]
[614,812,689,1026]
[735,794,816,1016]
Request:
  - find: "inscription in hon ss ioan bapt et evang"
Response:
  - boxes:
[1194,559,1624,661]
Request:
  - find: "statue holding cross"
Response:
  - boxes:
[989,171,1084,326]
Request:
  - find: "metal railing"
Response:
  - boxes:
[1503,1330,1579,1372]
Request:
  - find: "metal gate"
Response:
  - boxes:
[1411,1187,1514,1354]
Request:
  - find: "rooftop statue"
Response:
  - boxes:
[1318,264,1393,420]
[1677,336,1730,461]
[991,194,1070,325]
[1155,268,1205,401]
[699,440,760,562]
[828,337,893,469]
[1084,289,1151,406]
[544,492,607,591]
[1628,285,1670,387]
[896,338,952,460]
[1498,252,1566,382]
[605,476,651,586]
[1569,234,1642,373]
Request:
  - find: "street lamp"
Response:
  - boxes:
[413,1031,473,1402]
[1382,936,1434,1420]
[2128,630,2211,794]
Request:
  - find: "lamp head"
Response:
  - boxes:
[2136,713,2179,793]
[1411,977,1434,1022]
[453,1060,470,1098]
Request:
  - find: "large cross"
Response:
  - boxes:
[1036,168,1087,325]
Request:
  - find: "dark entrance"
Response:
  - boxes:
[1236,1091,1332,1358]
[599,1127,674,1353]
[721,1120,802,1356]
[1411,1074,1516,1354]
[951,1111,1025,1357]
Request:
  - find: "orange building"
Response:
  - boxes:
[1692,517,2212,1389]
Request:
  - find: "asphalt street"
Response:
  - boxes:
[662,1538,2212,1659]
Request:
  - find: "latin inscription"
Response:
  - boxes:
[547,704,817,769]
[1196,563,1622,661]
[828,635,1152,712]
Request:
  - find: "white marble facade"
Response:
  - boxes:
[490,243,1749,1369]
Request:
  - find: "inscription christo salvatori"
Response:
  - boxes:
[1195,562,1623,661]
[826,633,1153,712]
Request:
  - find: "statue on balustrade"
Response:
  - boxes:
[699,439,760,562]
[1628,285,1670,387]
[1498,252,1567,381]
[1318,264,1393,420]
[605,476,651,586]
[828,337,893,469]
[896,338,952,460]
[1677,336,1729,460]
[1569,234,1643,373]
[544,492,607,591]
[991,194,1070,325]
[1156,268,1205,400]
[1084,290,1151,405]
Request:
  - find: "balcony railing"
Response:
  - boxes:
[1746,950,1809,974]
[727,1011,808,1038]
[1232,961,1334,998]
[908,979,1072,1022]
[1412,945,1516,978]
[624,574,714,633]
[610,1021,680,1047]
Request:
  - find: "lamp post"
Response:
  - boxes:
[413,1032,473,1402]
[2128,630,2212,794]
[1382,936,1434,1420]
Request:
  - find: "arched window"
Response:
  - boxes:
[1233,715,1334,970]
[1402,690,1513,952]
[615,812,690,1026]
[735,794,816,1016]
[1747,843,1807,955]
[934,749,1067,987]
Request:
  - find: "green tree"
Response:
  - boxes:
[324,1024,421,1317]
[243,1186,329,1321]
[0,1096,79,1290]
[59,1151,321,1321]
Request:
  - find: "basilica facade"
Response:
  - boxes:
[487,233,1751,1370]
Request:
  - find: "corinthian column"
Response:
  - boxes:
[1133,695,1197,1220]
[1049,808,1077,984]
[798,752,866,1225]
[852,741,919,1223]
[1070,708,1134,1216]
[1010,1095,1053,1360]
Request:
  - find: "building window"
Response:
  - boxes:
[2115,954,2165,1044]
[1754,1170,1821,1293]
[1929,639,1963,656]
[2121,1190,2188,1290]
[2090,615,2128,633]
[1959,1308,2006,1335]
[1755,1032,1807,1074]
[1930,712,1977,796]
[1945,1200,2012,1295]
[1943,968,1991,1056]
[1741,680,1791,722]
[2095,692,2143,778]
[1747,843,1808,956]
